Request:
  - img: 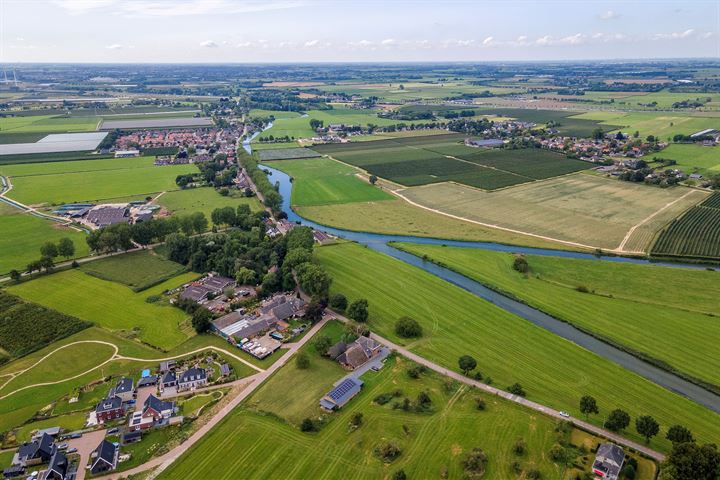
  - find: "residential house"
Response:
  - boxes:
[220,364,231,377]
[13,433,55,467]
[95,396,124,423]
[89,440,118,476]
[161,371,177,390]
[592,443,625,480]
[320,377,364,410]
[337,336,382,370]
[143,395,176,422]
[327,341,347,360]
[177,368,208,391]
[114,377,134,403]
[41,450,70,480]
[136,375,158,389]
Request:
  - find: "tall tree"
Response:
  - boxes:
[666,425,694,445]
[347,299,369,323]
[458,355,477,375]
[604,409,630,432]
[579,395,599,420]
[57,237,75,259]
[40,242,58,259]
[635,415,659,443]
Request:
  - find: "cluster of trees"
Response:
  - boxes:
[238,150,282,212]
[23,237,76,276]
[197,157,237,187]
[447,118,494,135]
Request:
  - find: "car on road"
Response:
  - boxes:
[559,411,570,418]
[107,428,119,434]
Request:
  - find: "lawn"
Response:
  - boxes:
[159,345,571,479]
[266,157,394,206]
[12,411,87,443]
[1,156,196,206]
[315,242,720,450]
[80,249,187,291]
[393,242,720,390]
[157,187,263,222]
[8,269,194,350]
[653,143,720,174]
[401,173,708,251]
[0,203,89,275]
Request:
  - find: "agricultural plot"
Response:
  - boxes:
[267,157,393,206]
[160,334,568,480]
[80,249,187,291]
[8,269,196,350]
[465,107,624,137]
[157,187,262,222]
[0,114,98,136]
[99,116,213,130]
[571,111,720,140]
[393,243,720,390]
[0,132,108,156]
[653,143,720,174]
[1,155,196,206]
[401,174,708,251]
[255,147,321,161]
[316,243,720,450]
[651,193,720,260]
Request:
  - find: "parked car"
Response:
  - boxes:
[57,443,68,450]
[66,448,77,454]
[107,428,119,434]
[69,433,82,439]
[559,411,570,418]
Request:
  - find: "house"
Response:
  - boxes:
[320,377,364,410]
[177,368,208,391]
[127,412,154,432]
[32,427,61,441]
[89,440,118,475]
[327,341,347,360]
[143,394,176,421]
[86,205,129,228]
[95,396,124,423]
[136,375,158,389]
[592,443,625,480]
[337,336,382,370]
[114,377,134,402]
[13,433,55,466]
[220,363,231,377]
[41,450,70,480]
[161,371,177,390]
[179,285,214,303]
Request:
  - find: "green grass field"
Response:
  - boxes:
[0,114,98,136]
[571,111,720,140]
[159,326,571,479]
[267,157,394,206]
[157,187,263,222]
[256,147,321,161]
[654,143,720,174]
[315,242,720,450]
[1,156,196,206]
[0,203,89,275]
[393,243,720,389]
[8,269,196,350]
[80,249,187,291]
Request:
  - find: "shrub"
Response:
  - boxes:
[475,398,486,411]
[407,364,427,379]
[507,383,526,397]
[462,448,488,478]
[374,390,403,405]
[300,418,316,432]
[576,285,590,293]
[329,293,348,311]
[526,469,542,479]
[374,441,402,462]
[513,256,529,274]
[349,412,363,428]
[347,298,369,322]
[392,470,406,480]
[621,464,636,480]
[414,391,432,412]
[395,316,423,338]
[295,352,310,369]
[510,461,522,474]
[145,295,161,303]
[513,438,527,456]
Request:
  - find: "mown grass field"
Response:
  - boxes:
[157,187,262,223]
[402,174,708,251]
[654,143,720,174]
[316,242,720,450]
[651,193,720,260]
[394,243,720,389]
[8,269,196,350]
[0,114,98,137]
[80,249,187,291]
[571,111,720,139]
[314,135,587,190]
[159,328,570,479]
[0,203,89,275]
[256,147,321,161]
[1,156,196,206]
[267,157,394,206]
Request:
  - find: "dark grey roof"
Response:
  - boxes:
[271,302,295,321]
[327,342,347,359]
[321,377,363,409]
[17,433,55,462]
[86,206,128,227]
[180,285,213,302]
[144,394,175,414]
[220,364,231,376]
[122,431,142,443]
[3,465,25,477]
[204,276,234,292]
[260,295,286,315]
[179,367,207,384]
[46,450,69,478]
[94,440,118,465]
[161,371,176,385]
[593,443,625,479]
[96,396,122,413]
[136,375,157,387]
[116,377,134,394]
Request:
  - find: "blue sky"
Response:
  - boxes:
[1,0,718,62]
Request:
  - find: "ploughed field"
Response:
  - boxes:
[651,193,720,260]
[313,135,589,190]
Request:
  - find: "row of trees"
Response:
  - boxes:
[20,237,77,277]
[237,150,282,212]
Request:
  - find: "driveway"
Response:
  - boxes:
[68,428,106,480]
[135,386,157,411]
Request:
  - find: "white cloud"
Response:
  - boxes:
[121,0,305,17]
[106,44,123,50]
[380,38,397,46]
[482,36,494,46]
[236,41,253,48]
[599,10,620,20]
[304,39,319,47]
[200,40,218,48]
[53,0,116,14]
[560,33,585,45]
[535,35,552,46]
[652,29,695,40]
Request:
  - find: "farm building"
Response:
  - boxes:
[320,377,364,410]
[89,440,119,475]
[85,205,129,228]
[465,138,504,147]
[592,443,625,480]
[114,149,140,158]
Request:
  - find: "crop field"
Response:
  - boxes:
[394,243,720,390]
[0,155,196,206]
[266,157,394,206]
[157,187,262,223]
[316,242,720,450]
[304,81,527,102]
[159,329,569,479]
[8,269,196,350]
[653,143,720,174]
[99,116,213,130]
[0,114,98,136]
[401,174,708,251]
[255,147,321,161]
[80,249,187,291]
[0,203,89,275]
[314,134,586,190]
[651,193,720,260]
[571,111,720,140]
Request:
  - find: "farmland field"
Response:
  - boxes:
[401,174,708,251]
[7,269,196,350]
[571,111,720,139]
[0,114,98,136]
[80,249,187,291]
[159,325,571,480]
[99,116,213,130]
[255,147,320,161]
[314,135,587,190]
[393,243,720,389]
[653,143,720,174]
[651,193,720,260]
[156,187,263,222]
[0,155,196,205]
[266,157,394,206]
[315,242,720,450]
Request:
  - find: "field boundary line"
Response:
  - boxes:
[116,345,264,373]
[616,189,708,252]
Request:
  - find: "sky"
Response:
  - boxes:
[1,0,719,63]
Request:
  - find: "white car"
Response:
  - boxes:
[559,411,570,418]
